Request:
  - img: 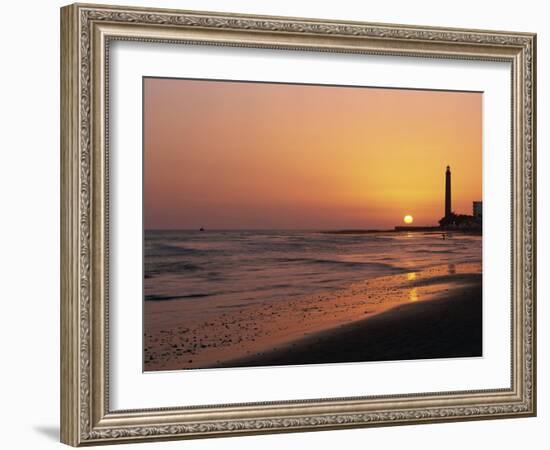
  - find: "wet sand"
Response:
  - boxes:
[144,262,481,371]
[216,280,481,368]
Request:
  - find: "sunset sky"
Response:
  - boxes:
[144,78,482,230]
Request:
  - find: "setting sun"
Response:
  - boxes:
[403,215,414,224]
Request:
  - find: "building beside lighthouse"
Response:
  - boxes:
[473,201,482,219]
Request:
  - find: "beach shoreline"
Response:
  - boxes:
[215,279,482,368]
[144,262,482,371]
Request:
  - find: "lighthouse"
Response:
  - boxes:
[445,165,452,218]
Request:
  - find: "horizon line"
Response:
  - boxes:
[143,227,437,232]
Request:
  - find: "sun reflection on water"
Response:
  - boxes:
[409,287,419,302]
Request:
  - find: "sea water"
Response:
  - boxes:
[144,230,481,306]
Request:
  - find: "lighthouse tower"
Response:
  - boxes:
[445,165,452,218]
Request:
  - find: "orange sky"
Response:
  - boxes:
[144,78,482,230]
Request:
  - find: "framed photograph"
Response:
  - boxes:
[60,3,536,446]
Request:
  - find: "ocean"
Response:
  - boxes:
[144,230,482,308]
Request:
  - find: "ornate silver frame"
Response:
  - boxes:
[60,3,536,446]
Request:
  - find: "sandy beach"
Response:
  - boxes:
[144,261,482,371]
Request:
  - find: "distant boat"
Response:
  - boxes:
[199,227,205,232]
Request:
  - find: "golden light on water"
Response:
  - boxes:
[403,215,414,224]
